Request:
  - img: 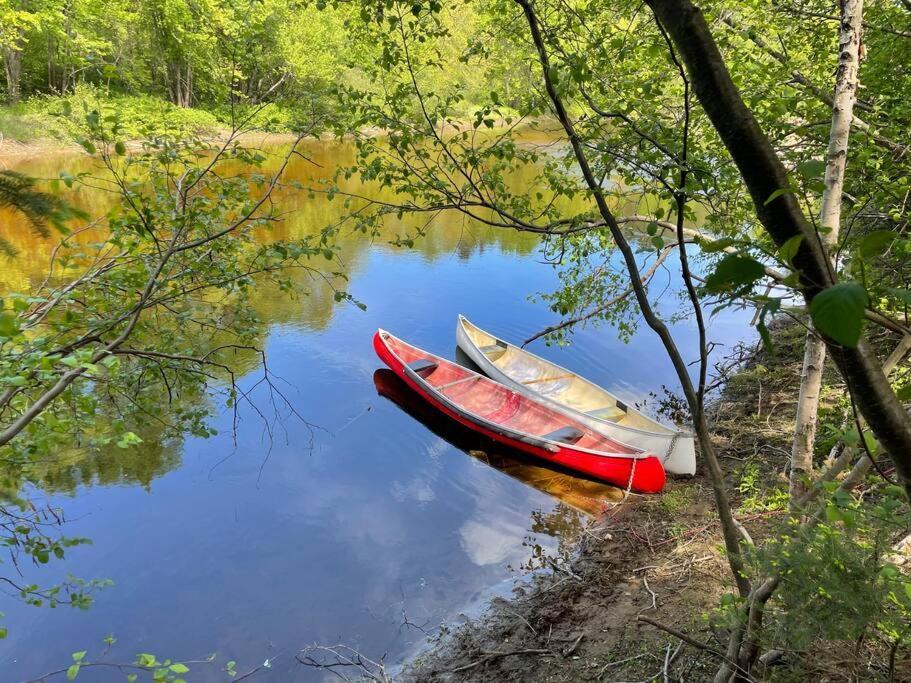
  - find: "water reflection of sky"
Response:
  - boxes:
[1,168,754,682]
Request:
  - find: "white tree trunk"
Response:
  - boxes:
[790,0,865,505]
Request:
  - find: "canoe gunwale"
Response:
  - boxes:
[378,329,654,461]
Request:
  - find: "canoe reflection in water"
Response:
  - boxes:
[373,369,624,517]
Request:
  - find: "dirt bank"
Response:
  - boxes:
[401,326,812,682]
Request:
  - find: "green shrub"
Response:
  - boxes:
[0,102,70,141]
[2,85,224,143]
[757,483,911,654]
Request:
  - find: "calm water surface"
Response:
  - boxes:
[0,137,752,680]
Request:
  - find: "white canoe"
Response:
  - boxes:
[456,315,697,475]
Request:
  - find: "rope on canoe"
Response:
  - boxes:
[621,452,637,503]
[662,431,681,466]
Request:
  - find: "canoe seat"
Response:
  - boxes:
[586,405,627,421]
[407,359,438,376]
[478,340,508,360]
[542,426,585,445]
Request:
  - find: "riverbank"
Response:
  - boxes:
[402,323,834,681]
[0,130,306,159]
[0,87,311,160]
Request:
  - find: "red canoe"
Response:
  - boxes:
[374,330,666,493]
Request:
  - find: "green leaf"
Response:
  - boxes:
[699,237,736,253]
[72,651,87,662]
[858,230,896,258]
[764,187,794,205]
[777,235,803,265]
[0,313,20,338]
[78,139,96,155]
[170,663,189,673]
[896,384,911,401]
[810,282,868,348]
[886,288,911,307]
[880,563,900,579]
[796,159,826,180]
[114,141,127,156]
[66,663,80,680]
[704,254,766,293]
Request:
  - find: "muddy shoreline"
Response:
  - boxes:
[398,327,807,682]
[400,478,729,682]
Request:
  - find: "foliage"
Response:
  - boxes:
[0,494,110,639]
[757,483,911,653]
[736,461,789,513]
[1,85,222,141]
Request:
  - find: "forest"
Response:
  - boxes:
[1,0,911,681]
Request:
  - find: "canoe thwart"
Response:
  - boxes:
[521,372,576,386]
[436,376,479,391]
[407,359,438,376]
[542,426,585,445]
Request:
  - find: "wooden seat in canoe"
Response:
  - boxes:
[542,426,585,445]
[407,359,438,375]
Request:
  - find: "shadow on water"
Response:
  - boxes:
[372,369,623,517]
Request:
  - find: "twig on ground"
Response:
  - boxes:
[597,652,650,679]
[640,574,658,614]
[562,632,585,657]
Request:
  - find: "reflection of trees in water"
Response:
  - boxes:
[1,137,544,295]
[17,432,183,494]
[0,135,552,496]
[1,380,194,496]
[531,502,586,539]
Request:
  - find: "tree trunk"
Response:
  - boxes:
[3,47,22,104]
[646,0,911,498]
[790,0,865,506]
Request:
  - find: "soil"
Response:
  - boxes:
[401,324,814,682]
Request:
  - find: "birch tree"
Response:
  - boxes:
[790,0,866,505]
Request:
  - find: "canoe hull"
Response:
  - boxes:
[456,316,697,475]
[374,330,665,493]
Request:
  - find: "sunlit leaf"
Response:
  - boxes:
[810,282,868,348]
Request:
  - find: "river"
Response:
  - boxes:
[0,135,752,680]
